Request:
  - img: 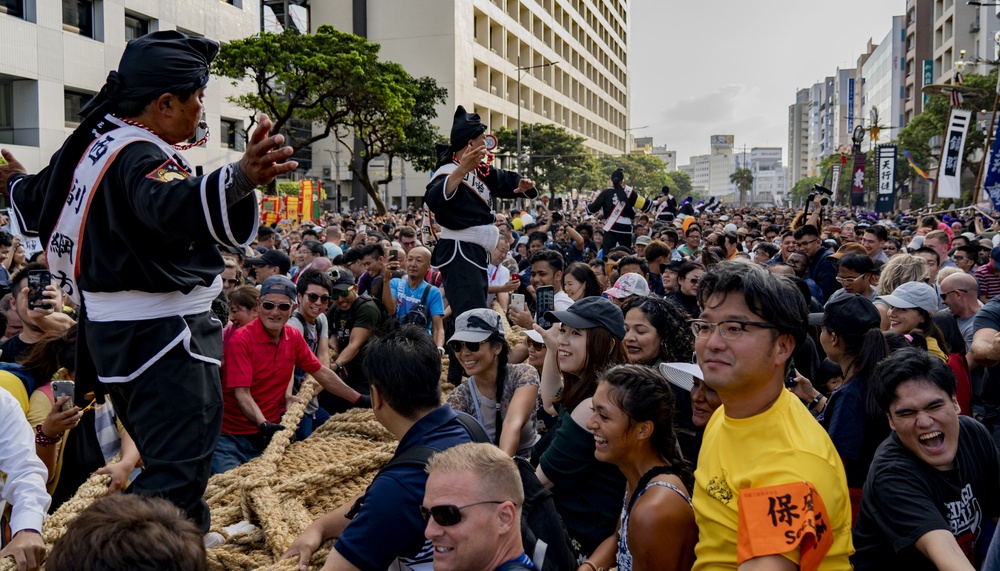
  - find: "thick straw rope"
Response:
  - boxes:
[2,305,519,570]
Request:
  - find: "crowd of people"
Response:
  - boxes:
[2,28,1000,571]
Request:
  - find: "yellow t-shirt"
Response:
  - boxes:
[693,388,854,571]
[0,371,29,414]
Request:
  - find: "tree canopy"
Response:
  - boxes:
[213,26,445,213]
[492,123,602,197]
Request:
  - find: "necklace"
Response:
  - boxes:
[116,116,210,151]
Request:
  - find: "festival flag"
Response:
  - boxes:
[938,109,972,199]
[876,145,897,213]
[300,180,315,222]
[830,164,841,203]
[951,72,964,107]
[982,112,1000,210]
[902,150,935,184]
[850,153,865,207]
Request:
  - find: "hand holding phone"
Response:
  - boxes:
[27,270,52,310]
[51,380,75,411]
[511,293,526,312]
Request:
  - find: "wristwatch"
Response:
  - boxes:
[333,361,342,372]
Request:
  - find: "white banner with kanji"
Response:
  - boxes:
[938,109,971,200]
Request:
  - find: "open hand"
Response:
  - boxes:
[239,114,299,187]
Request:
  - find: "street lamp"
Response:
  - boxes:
[516,57,559,173]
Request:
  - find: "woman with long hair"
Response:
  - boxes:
[664,261,704,319]
[583,365,697,571]
[621,296,695,366]
[880,281,949,361]
[873,254,928,330]
[562,262,603,302]
[533,297,627,558]
[446,309,540,458]
[792,295,890,523]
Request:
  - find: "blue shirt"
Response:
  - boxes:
[334,405,474,571]
[390,278,444,335]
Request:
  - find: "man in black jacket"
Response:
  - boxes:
[424,107,536,319]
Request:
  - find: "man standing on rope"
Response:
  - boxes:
[586,168,657,256]
[0,31,297,533]
[282,326,477,571]
[424,106,537,319]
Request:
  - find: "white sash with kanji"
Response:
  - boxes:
[48,116,182,304]
[431,162,492,208]
[603,185,635,232]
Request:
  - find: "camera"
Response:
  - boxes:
[807,184,833,207]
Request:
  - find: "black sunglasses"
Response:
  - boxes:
[526,339,545,350]
[420,501,504,527]
[305,292,332,304]
[448,340,482,353]
[331,288,354,299]
[261,301,292,311]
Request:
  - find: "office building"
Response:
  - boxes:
[903,0,933,126]
[312,0,629,210]
[787,88,809,187]
[0,0,256,176]
[862,16,905,144]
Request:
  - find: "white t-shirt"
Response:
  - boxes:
[487,263,511,306]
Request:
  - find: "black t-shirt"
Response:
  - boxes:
[818,376,890,489]
[852,416,1000,570]
[0,334,33,364]
[323,296,383,414]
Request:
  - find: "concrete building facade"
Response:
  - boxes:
[903,0,933,126]
[787,88,809,188]
[0,0,255,176]
[931,1,1000,85]
[862,16,905,144]
[311,0,630,211]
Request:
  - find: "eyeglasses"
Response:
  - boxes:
[794,239,817,248]
[420,501,505,527]
[689,319,777,340]
[786,259,805,267]
[940,289,968,301]
[882,246,897,251]
[305,292,332,304]
[835,274,867,285]
[331,287,354,299]
[261,301,293,312]
[448,340,482,353]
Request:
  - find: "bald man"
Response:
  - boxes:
[384,246,445,350]
[942,273,981,350]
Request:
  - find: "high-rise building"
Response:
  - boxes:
[736,147,787,206]
[932,2,1000,85]
[311,0,629,210]
[807,77,834,178]
[787,88,809,188]
[903,0,933,127]
[0,0,255,176]
[831,67,856,155]
[862,16,905,144]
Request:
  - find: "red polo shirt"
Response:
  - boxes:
[222,318,321,435]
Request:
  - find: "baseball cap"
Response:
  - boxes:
[521,329,544,344]
[603,273,650,299]
[259,276,297,300]
[328,267,355,291]
[544,297,626,340]
[808,294,881,337]
[635,236,652,246]
[877,281,939,314]
[245,249,291,275]
[658,362,704,393]
[449,308,505,343]
[991,245,1000,265]
[828,242,868,260]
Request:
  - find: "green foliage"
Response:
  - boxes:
[276,181,300,196]
[597,154,669,197]
[666,170,693,198]
[729,167,754,206]
[493,123,597,197]
[213,27,446,213]
[790,175,822,205]
[895,69,998,205]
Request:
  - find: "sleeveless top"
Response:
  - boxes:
[617,471,692,571]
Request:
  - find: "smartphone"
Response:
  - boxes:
[389,249,399,262]
[359,224,368,233]
[51,380,75,411]
[27,270,51,310]
[535,285,554,328]
[511,293,525,312]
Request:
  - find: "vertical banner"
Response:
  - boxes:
[300,180,315,222]
[848,79,855,132]
[982,115,1000,210]
[876,145,897,213]
[850,153,866,207]
[830,163,842,204]
[938,109,972,200]
[923,60,934,107]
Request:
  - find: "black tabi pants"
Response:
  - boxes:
[601,230,632,257]
[434,238,489,384]
[106,345,222,534]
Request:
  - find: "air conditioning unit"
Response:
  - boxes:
[322,165,332,178]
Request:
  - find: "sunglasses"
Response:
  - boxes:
[305,292,332,304]
[448,340,482,353]
[526,339,545,350]
[420,501,504,527]
[261,301,292,311]
[223,278,240,286]
[331,287,354,299]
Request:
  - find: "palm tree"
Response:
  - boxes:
[730,167,754,207]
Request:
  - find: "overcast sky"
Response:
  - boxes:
[629,1,905,167]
